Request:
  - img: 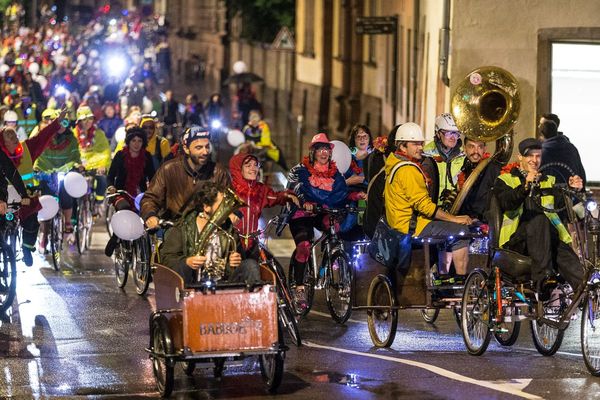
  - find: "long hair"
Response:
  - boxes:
[348,124,373,149]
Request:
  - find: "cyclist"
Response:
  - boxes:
[241,110,287,170]
[229,152,298,258]
[384,123,472,281]
[0,144,28,216]
[286,133,365,308]
[0,108,65,265]
[493,138,585,298]
[104,127,156,256]
[34,108,81,251]
[73,105,111,209]
[141,126,230,230]
[160,182,260,284]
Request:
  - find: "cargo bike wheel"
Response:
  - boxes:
[367,274,398,347]
[461,269,492,355]
[259,324,285,393]
[582,287,600,376]
[420,308,440,324]
[150,315,174,398]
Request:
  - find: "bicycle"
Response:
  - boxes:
[288,205,361,324]
[74,173,95,254]
[0,202,20,314]
[33,172,64,271]
[237,216,301,346]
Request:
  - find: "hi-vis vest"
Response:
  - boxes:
[498,173,571,247]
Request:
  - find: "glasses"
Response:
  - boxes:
[441,130,460,138]
[356,134,370,140]
[315,147,331,153]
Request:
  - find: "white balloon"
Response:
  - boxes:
[232,60,247,74]
[7,185,21,204]
[0,64,10,77]
[110,210,145,241]
[114,126,126,143]
[64,172,88,198]
[77,53,87,65]
[37,195,60,222]
[28,62,39,75]
[34,75,48,90]
[142,96,153,113]
[227,129,245,147]
[330,140,352,174]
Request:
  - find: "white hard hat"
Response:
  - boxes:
[3,110,17,122]
[435,113,459,132]
[395,122,425,142]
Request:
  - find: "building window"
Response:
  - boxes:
[304,0,315,57]
[551,42,600,182]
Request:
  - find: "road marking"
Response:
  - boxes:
[303,340,542,400]
[308,310,367,325]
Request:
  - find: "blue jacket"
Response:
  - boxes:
[287,161,354,231]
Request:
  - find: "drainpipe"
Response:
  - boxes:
[439,0,451,87]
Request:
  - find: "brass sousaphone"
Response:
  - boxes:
[449,66,521,214]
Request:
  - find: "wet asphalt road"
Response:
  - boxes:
[2,224,600,399]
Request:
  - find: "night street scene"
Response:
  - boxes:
[1,0,600,399]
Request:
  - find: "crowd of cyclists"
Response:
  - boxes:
[0,4,592,362]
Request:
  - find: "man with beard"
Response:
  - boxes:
[141,125,230,229]
[455,137,501,222]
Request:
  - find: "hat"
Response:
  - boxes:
[185,125,210,147]
[76,106,93,121]
[42,108,59,119]
[139,115,156,127]
[518,138,542,156]
[435,113,459,132]
[310,133,334,149]
[3,110,17,122]
[395,122,425,142]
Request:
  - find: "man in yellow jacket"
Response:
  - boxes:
[384,123,473,279]
[493,138,585,296]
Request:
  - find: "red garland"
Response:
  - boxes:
[501,161,520,175]
[0,141,23,167]
[394,150,433,187]
[76,125,96,150]
[350,159,363,175]
[302,156,338,178]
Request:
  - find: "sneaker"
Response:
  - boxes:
[22,247,33,267]
[536,275,558,302]
[294,287,308,310]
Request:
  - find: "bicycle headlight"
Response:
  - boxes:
[587,201,598,213]
[211,119,222,129]
[5,212,14,221]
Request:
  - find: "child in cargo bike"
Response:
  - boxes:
[160,182,261,285]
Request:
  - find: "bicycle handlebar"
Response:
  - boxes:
[146,219,174,233]
[311,204,365,215]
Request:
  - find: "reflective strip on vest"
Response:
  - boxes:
[498,173,572,247]
[17,144,34,186]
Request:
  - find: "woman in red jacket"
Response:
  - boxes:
[229,153,299,259]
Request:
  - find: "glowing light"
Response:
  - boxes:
[106,54,128,78]
[54,85,69,97]
[211,119,222,129]
[109,19,117,26]
[587,201,598,212]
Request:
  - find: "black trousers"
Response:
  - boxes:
[288,216,327,284]
[22,214,39,249]
[504,214,584,289]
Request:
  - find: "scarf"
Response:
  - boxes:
[0,141,23,167]
[394,150,433,187]
[501,162,520,175]
[123,147,146,195]
[76,125,96,150]
[303,156,337,191]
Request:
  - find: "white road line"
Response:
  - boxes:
[303,340,542,400]
[308,310,367,324]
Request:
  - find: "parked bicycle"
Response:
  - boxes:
[288,205,361,324]
[237,216,301,346]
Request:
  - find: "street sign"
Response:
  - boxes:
[356,16,397,35]
[272,26,295,50]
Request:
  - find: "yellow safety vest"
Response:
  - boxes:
[498,173,571,247]
[14,143,34,186]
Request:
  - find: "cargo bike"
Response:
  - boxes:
[351,225,487,347]
[147,262,287,398]
[460,162,600,376]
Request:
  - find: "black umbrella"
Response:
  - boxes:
[222,72,264,86]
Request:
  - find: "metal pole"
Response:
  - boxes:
[392,15,398,126]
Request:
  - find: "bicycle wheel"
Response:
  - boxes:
[0,243,16,313]
[75,199,86,254]
[530,302,565,356]
[494,306,521,346]
[461,269,492,355]
[105,200,115,235]
[50,214,63,271]
[582,288,600,375]
[367,274,397,347]
[84,197,94,250]
[421,308,440,324]
[259,351,284,393]
[114,241,129,288]
[132,236,151,295]
[325,250,354,324]
[273,260,301,346]
[151,315,174,398]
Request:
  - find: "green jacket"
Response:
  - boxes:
[34,131,81,172]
